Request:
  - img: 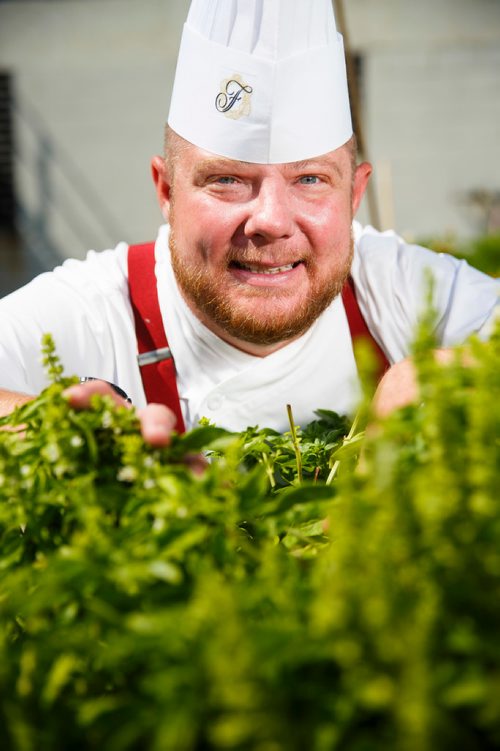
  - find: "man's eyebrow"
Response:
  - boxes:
[192,156,344,177]
[286,158,343,178]
[194,157,254,173]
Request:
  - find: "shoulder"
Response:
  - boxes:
[0,241,132,318]
[351,220,499,297]
[350,221,461,322]
[350,221,499,357]
[0,240,134,393]
[51,241,131,298]
[351,221,463,280]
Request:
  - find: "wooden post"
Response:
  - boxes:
[333,0,381,230]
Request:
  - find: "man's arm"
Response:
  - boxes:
[351,223,499,366]
[0,242,145,407]
[0,381,177,448]
[0,389,34,418]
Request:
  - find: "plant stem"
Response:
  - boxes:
[326,410,361,485]
[261,452,276,488]
[286,404,303,484]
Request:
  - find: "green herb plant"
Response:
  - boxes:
[0,326,499,751]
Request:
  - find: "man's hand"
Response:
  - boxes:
[372,349,461,418]
[372,357,419,418]
[64,380,177,447]
[64,381,207,473]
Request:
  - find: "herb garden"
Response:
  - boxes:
[0,319,499,750]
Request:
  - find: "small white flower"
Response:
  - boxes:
[117,466,137,482]
[70,435,84,448]
[153,517,165,532]
[44,443,60,463]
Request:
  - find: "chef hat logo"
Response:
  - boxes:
[168,0,352,164]
[215,74,254,120]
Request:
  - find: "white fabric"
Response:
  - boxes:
[168,0,352,163]
[0,222,498,433]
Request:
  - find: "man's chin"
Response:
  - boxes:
[196,287,344,346]
[207,315,312,346]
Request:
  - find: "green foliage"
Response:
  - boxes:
[0,330,499,750]
[418,233,500,277]
[236,406,353,489]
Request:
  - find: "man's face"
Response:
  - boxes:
[153,138,371,355]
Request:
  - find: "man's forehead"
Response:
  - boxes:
[184,145,347,174]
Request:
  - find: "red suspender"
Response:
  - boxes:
[341,277,390,382]
[128,243,389,431]
[127,242,186,434]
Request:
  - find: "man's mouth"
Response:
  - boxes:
[230,260,302,275]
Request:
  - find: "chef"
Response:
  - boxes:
[0,0,497,443]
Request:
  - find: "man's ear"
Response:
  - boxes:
[352,161,372,216]
[151,155,171,221]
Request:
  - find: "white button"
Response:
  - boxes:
[207,393,224,411]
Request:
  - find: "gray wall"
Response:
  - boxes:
[0,0,499,283]
[0,0,190,270]
[346,0,500,238]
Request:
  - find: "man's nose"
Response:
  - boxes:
[243,178,294,241]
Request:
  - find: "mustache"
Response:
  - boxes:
[224,244,311,267]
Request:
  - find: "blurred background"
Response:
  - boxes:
[1,0,499,296]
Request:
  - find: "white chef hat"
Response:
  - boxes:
[167,0,352,164]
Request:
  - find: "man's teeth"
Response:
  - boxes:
[239,262,295,274]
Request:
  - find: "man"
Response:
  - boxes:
[0,0,498,444]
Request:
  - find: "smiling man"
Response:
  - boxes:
[0,0,498,441]
[153,131,370,353]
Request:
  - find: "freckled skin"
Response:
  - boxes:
[152,138,372,356]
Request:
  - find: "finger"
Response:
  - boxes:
[183,453,208,476]
[138,403,177,446]
[64,380,131,410]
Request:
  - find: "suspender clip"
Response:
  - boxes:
[137,347,172,367]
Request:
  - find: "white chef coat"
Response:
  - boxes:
[0,222,497,432]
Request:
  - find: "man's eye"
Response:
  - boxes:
[299,175,320,185]
[215,176,238,185]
